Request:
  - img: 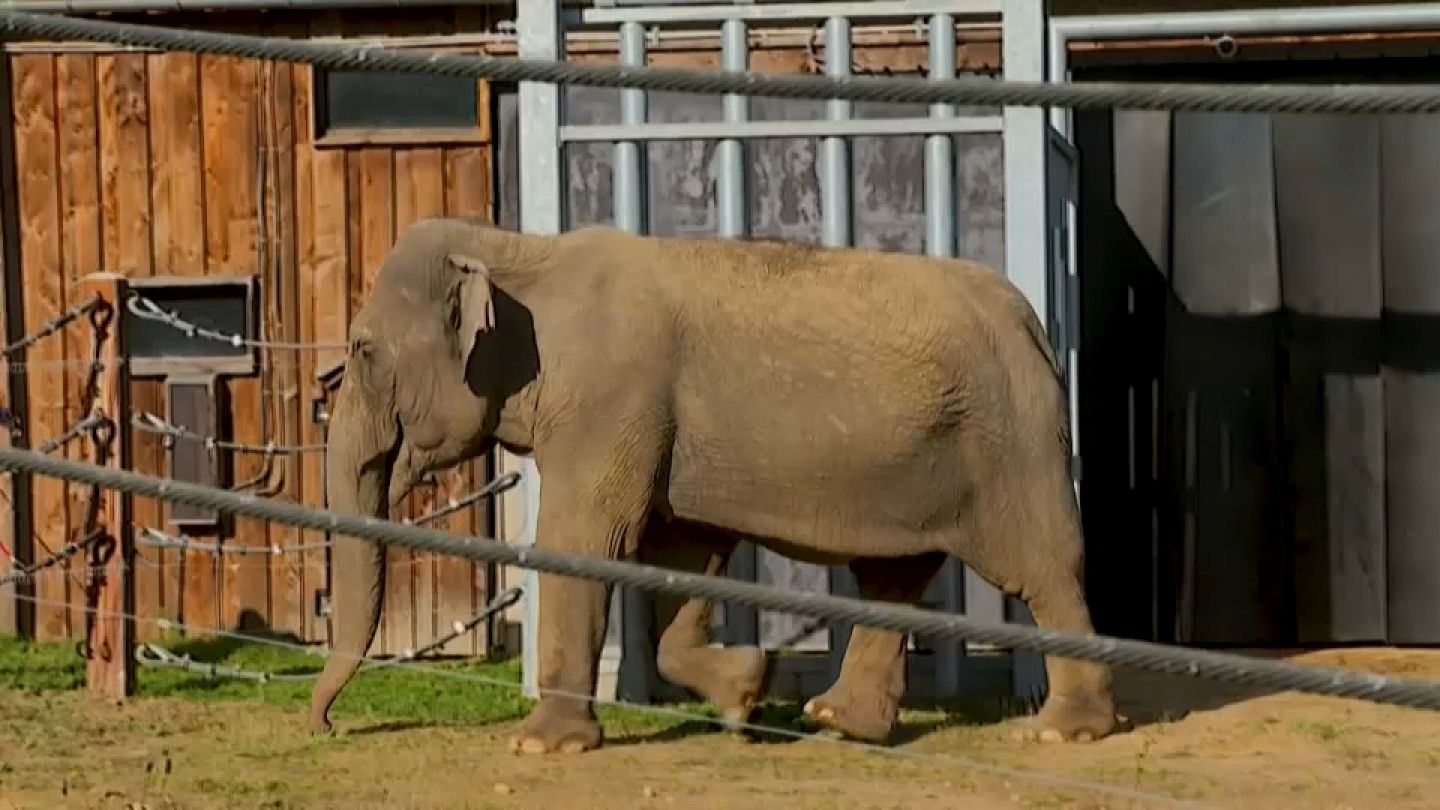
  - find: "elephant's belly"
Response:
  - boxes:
[663,440,967,560]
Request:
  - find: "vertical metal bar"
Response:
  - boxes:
[614,22,648,234]
[515,0,564,701]
[607,18,652,704]
[926,14,955,260]
[923,11,966,701]
[821,15,856,683]
[718,17,759,649]
[1002,0,1052,702]
[820,16,852,250]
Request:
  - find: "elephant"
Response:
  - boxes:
[308,215,1123,753]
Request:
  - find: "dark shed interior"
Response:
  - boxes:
[1075,53,1440,648]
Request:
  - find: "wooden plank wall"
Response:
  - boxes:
[5,11,496,654]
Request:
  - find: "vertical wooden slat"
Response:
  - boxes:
[57,54,103,639]
[296,62,344,646]
[443,145,492,655]
[12,54,68,641]
[97,53,154,640]
[393,147,445,648]
[0,52,26,636]
[144,49,204,633]
[267,49,308,640]
[202,53,268,634]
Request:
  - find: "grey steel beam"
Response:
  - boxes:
[718,17,760,650]
[820,14,857,684]
[514,0,565,702]
[560,116,1003,143]
[1046,3,1440,133]
[580,0,1002,25]
[1002,0,1050,702]
[3,0,516,11]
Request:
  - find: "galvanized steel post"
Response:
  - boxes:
[515,0,564,701]
[923,11,967,700]
[821,15,859,682]
[718,16,760,649]
[606,18,655,704]
[1002,0,1052,702]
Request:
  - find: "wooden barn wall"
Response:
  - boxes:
[4,11,496,655]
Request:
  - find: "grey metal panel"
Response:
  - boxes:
[1170,113,1281,316]
[564,86,619,228]
[853,99,927,253]
[1111,110,1170,280]
[953,132,1005,271]
[1272,113,1386,644]
[1168,111,1285,645]
[1380,114,1440,644]
[644,92,723,238]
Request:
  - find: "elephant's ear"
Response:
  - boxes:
[447,252,495,372]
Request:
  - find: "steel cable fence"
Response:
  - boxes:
[2,9,1440,115]
[2,444,1440,714]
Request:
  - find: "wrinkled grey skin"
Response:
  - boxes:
[310,216,1124,752]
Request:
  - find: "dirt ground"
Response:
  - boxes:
[4,647,1440,810]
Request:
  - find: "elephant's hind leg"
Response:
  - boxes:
[644,522,768,729]
[960,460,1124,743]
[803,553,947,743]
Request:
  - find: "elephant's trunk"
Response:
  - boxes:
[307,382,400,735]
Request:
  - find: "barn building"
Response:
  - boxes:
[0,0,1435,705]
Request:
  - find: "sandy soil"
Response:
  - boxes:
[3,648,1439,810]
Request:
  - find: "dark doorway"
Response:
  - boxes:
[1075,54,1440,648]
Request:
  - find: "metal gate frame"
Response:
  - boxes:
[514,0,1059,704]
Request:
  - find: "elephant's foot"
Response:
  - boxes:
[1012,692,1128,743]
[659,645,768,729]
[508,700,603,755]
[803,683,899,744]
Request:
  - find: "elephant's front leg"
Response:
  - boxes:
[509,429,660,755]
[510,567,612,754]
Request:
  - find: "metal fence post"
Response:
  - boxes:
[923,11,967,701]
[515,0,564,701]
[80,273,133,700]
[1002,0,1052,702]
[609,18,654,704]
[717,16,759,650]
[820,15,859,684]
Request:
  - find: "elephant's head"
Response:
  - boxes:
[309,217,541,734]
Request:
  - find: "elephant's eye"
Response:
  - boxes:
[350,336,374,361]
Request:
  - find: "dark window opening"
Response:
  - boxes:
[315,68,479,135]
[125,278,256,377]
[166,378,224,529]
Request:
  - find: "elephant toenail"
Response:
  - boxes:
[559,740,587,754]
[1039,728,1065,743]
[521,738,548,755]
[1075,730,1095,742]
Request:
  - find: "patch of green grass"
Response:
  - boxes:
[1,633,1023,746]
[0,633,685,736]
